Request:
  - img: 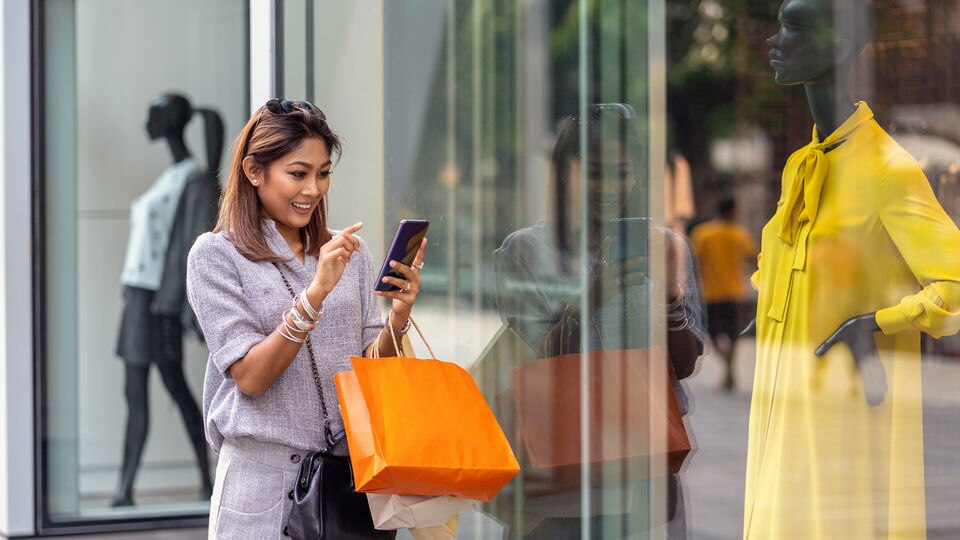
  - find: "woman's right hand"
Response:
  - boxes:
[308,222,363,302]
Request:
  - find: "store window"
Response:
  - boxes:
[283,1,678,538]
[38,0,248,529]
[283,1,960,539]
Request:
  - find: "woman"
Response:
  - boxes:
[186,99,426,537]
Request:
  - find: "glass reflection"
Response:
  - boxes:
[490,104,704,539]
[278,1,960,538]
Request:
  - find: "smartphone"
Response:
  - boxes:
[605,217,650,262]
[374,219,429,292]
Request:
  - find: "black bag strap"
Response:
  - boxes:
[272,263,336,450]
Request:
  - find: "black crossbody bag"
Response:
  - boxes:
[274,265,395,540]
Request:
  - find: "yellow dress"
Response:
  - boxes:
[744,102,960,539]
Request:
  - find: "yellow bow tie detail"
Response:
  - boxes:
[777,141,833,245]
[777,102,874,245]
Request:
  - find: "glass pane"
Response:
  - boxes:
[283,1,679,538]
[284,1,960,539]
[41,0,248,525]
[670,1,960,539]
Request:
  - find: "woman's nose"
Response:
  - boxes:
[301,179,322,197]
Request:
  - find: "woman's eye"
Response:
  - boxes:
[290,171,306,178]
[319,171,332,178]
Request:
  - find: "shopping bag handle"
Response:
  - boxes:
[383,312,437,360]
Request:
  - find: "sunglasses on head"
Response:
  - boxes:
[263,98,325,119]
[244,98,327,160]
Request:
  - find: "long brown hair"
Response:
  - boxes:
[215,101,342,262]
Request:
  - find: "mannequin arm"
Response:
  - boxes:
[815,312,886,406]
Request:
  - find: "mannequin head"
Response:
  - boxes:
[766,0,872,86]
[145,93,193,140]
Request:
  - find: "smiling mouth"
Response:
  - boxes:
[292,202,313,210]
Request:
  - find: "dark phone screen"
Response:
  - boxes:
[375,220,429,292]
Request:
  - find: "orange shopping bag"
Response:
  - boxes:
[511,347,693,499]
[514,347,690,472]
[334,318,520,501]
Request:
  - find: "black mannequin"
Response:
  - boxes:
[746,0,886,405]
[112,93,221,506]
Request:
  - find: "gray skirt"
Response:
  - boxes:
[208,437,308,539]
[115,285,183,366]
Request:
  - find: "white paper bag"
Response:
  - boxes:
[367,493,473,530]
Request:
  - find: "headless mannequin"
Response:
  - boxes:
[112,94,218,507]
[751,0,886,405]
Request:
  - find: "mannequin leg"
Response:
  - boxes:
[156,359,213,499]
[112,363,150,507]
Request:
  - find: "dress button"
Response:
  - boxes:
[290,454,301,464]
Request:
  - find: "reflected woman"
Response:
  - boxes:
[494,104,704,539]
[744,1,960,538]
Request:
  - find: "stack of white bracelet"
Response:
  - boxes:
[277,289,324,344]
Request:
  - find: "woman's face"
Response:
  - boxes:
[767,0,835,85]
[567,141,638,225]
[245,137,332,233]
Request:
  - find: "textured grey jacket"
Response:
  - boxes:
[186,219,384,452]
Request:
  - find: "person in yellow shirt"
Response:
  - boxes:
[691,197,757,390]
[744,0,960,538]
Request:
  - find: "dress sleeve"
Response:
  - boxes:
[875,154,960,338]
[186,234,267,375]
[357,238,386,351]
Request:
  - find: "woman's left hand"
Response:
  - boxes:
[376,238,428,328]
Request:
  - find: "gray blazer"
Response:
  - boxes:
[186,220,384,452]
